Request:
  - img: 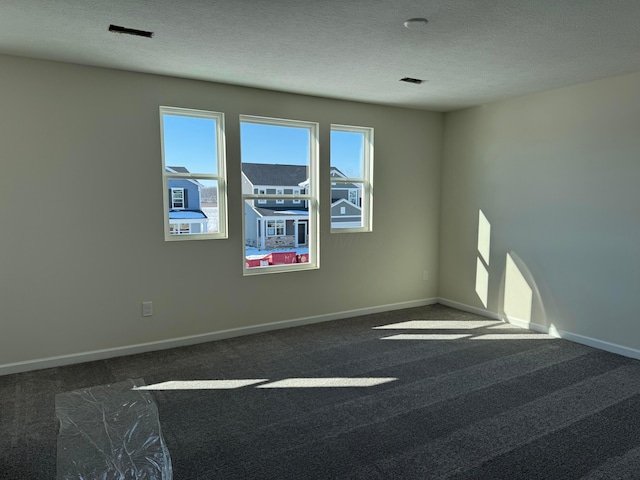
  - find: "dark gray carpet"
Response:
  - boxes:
[2,304,640,479]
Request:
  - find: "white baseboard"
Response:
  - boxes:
[0,297,439,376]
[437,298,502,321]
[438,297,640,361]
[555,330,640,361]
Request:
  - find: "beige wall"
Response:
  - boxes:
[0,55,442,368]
[439,71,640,351]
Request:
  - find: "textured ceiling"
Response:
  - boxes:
[1,0,640,111]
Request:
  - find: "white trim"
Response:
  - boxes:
[0,298,438,376]
[437,297,640,361]
[437,297,502,321]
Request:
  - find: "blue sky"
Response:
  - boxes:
[163,115,217,174]
[163,114,364,178]
[240,122,309,166]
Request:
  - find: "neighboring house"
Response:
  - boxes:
[242,163,309,249]
[242,163,362,249]
[329,167,362,228]
[167,166,208,235]
[330,198,362,228]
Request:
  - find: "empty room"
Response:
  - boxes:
[2,1,640,478]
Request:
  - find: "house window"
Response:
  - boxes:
[241,115,319,274]
[171,188,185,209]
[330,124,374,232]
[266,219,286,236]
[160,106,228,240]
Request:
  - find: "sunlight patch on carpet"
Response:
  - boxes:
[487,323,524,330]
[135,379,268,390]
[381,334,472,340]
[471,334,555,340]
[257,378,397,388]
[374,320,501,330]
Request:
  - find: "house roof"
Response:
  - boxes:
[167,166,204,187]
[331,182,360,190]
[242,163,308,187]
[330,167,346,178]
[331,198,361,211]
[169,210,206,219]
[168,166,190,174]
[252,207,309,218]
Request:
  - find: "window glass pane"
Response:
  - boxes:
[241,116,316,273]
[161,107,227,241]
[244,201,309,269]
[241,123,309,165]
[167,179,219,235]
[331,130,364,178]
[331,181,363,229]
[163,114,218,175]
[330,125,372,233]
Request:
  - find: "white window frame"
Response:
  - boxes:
[241,114,319,275]
[330,124,374,233]
[257,188,267,204]
[276,189,284,204]
[170,188,185,209]
[160,106,228,241]
[293,189,301,204]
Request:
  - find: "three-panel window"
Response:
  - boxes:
[160,107,372,273]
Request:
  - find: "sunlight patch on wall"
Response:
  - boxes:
[548,324,560,337]
[256,378,397,388]
[135,379,268,390]
[475,209,491,308]
[477,210,491,264]
[374,320,500,330]
[475,257,489,308]
[504,253,533,324]
[381,334,472,340]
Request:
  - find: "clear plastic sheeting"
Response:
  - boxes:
[55,378,172,480]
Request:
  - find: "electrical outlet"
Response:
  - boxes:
[142,301,153,317]
[423,270,429,281]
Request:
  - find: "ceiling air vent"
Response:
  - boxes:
[108,24,154,38]
[400,77,425,85]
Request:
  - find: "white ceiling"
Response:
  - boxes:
[2,0,640,112]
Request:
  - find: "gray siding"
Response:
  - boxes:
[244,203,260,246]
